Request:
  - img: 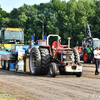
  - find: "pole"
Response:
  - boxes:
[67,37,71,48]
[42,22,44,36]
[41,21,44,40]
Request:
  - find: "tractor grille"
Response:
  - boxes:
[57,49,74,63]
[63,54,73,62]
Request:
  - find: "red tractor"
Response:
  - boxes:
[29,34,83,77]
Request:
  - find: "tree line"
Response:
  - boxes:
[0,0,100,47]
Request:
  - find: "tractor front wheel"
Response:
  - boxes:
[49,63,57,77]
[83,50,91,63]
[76,72,82,77]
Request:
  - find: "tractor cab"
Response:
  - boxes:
[93,38,100,49]
[0,28,24,51]
[87,38,93,47]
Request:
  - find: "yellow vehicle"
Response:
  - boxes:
[0,27,24,51]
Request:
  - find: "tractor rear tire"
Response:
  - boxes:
[29,47,41,75]
[83,49,91,63]
[49,62,57,77]
[73,48,80,63]
[39,48,51,75]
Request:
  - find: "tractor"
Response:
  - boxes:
[29,34,83,77]
[82,25,100,63]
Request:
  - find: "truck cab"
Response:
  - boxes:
[0,28,24,51]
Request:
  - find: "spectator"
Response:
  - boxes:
[93,45,100,75]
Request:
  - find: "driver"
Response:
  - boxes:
[52,37,61,58]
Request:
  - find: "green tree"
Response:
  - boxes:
[0,0,97,46]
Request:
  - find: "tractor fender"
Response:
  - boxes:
[83,47,92,57]
[39,45,51,53]
[82,47,88,55]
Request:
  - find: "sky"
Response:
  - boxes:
[0,0,69,13]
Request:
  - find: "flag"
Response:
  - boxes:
[31,35,34,45]
[43,35,46,40]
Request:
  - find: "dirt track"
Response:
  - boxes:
[0,63,100,100]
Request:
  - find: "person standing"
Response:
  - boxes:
[27,44,32,54]
[94,45,100,75]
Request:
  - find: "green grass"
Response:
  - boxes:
[0,91,20,100]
